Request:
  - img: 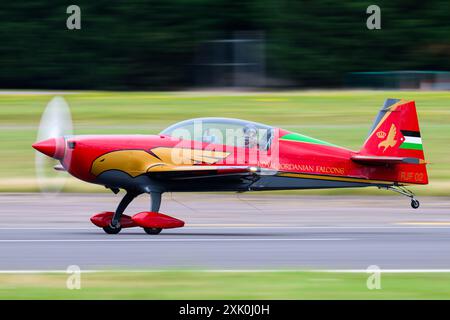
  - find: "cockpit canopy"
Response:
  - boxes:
[160,117,274,150]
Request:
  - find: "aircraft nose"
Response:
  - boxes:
[32,137,65,159]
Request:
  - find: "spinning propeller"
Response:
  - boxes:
[33,96,73,194]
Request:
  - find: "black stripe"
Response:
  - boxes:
[148,149,162,161]
[401,130,421,137]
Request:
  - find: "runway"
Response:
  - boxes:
[1,193,450,270]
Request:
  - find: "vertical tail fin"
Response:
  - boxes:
[360,99,425,160]
[359,99,428,185]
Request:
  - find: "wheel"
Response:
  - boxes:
[411,199,420,209]
[102,224,122,234]
[144,227,162,235]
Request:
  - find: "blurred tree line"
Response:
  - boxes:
[0,0,449,89]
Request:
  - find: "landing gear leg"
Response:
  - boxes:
[144,191,163,235]
[150,191,162,212]
[103,191,137,234]
[380,185,420,209]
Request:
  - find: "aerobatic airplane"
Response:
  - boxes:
[33,98,428,234]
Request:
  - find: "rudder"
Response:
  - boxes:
[360,99,425,160]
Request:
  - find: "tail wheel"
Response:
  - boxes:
[103,225,122,234]
[144,227,162,235]
[382,186,421,209]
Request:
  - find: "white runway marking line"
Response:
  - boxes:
[1,269,450,274]
[0,238,351,243]
[2,225,450,230]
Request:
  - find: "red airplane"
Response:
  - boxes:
[33,98,428,235]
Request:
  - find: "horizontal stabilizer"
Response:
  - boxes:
[351,155,425,165]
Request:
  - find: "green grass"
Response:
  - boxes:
[1,271,450,299]
[1,90,449,194]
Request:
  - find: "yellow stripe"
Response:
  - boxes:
[278,172,393,185]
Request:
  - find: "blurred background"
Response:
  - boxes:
[1,0,450,193]
[1,1,450,90]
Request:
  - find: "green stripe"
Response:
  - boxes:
[400,142,423,150]
[280,133,338,147]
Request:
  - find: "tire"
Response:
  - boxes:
[103,224,122,234]
[144,227,162,235]
[411,199,420,209]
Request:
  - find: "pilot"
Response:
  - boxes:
[202,128,217,144]
[243,124,258,149]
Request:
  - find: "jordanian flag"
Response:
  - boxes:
[400,130,423,150]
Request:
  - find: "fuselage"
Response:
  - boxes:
[47,128,423,194]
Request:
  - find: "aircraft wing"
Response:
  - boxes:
[146,164,276,180]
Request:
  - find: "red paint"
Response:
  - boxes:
[132,212,185,229]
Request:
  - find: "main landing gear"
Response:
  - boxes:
[141,191,162,235]
[380,185,420,209]
[90,190,185,235]
[144,227,162,235]
[103,224,122,234]
[106,191,137,234]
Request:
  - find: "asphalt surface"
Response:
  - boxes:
[1,193,450,270]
